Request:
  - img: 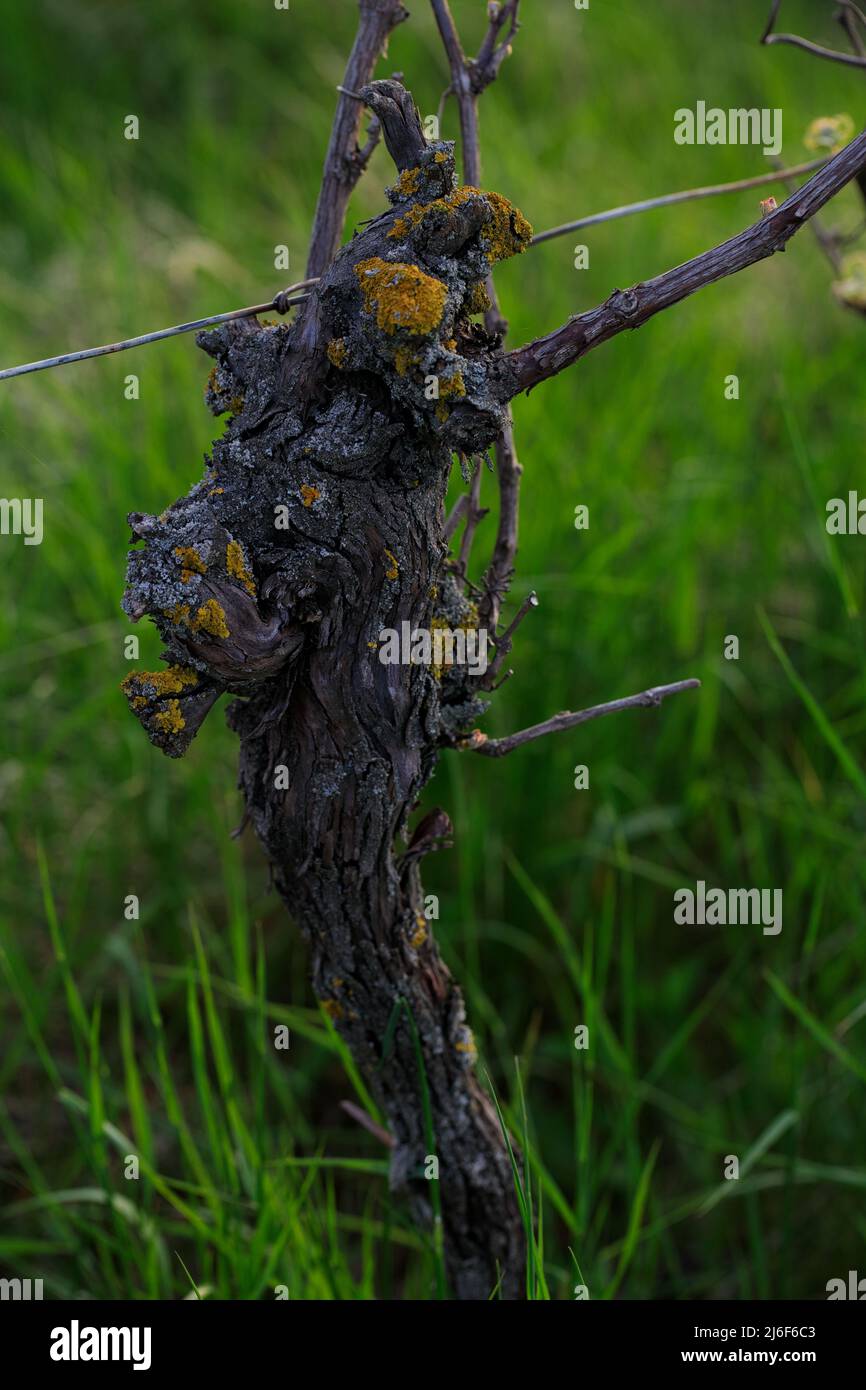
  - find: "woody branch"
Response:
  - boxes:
[499,127,866,398]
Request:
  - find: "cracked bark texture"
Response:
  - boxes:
[121,81,530,1300]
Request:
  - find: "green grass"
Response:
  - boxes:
[2,0,866,1300]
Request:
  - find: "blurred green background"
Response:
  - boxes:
[1,0,865,1300]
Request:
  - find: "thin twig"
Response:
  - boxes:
[838,3,866,57]
[480,416,521,634]
[339,1100,395,1149]
[762,2,866,263]
[503,126,866,396]
[429,0,523,633]
[530,159,829,247]
[444,491,469,541]
[838,0,866,32]
[456,461,488,577]
[436,81,453,130]
[0,281,317,382]
[761,0,866,66]
[430,0,477,183]
[763,32,866,65]
[471,0,521,95]
[481,589,537,689]
[356,113,383,171]
[305,0,408,279]
[468,679,701,758]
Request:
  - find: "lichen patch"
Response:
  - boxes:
[387,185,532,265]
[174,546,207,584]
[226,538,256,596]
[354,257,448,337]
[191,599,230,638]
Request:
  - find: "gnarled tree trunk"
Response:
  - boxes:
[122,82,528,1299]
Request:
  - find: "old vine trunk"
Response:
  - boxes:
[121,83,529,1299]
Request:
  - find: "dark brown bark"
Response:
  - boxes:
[122,85,530,1299]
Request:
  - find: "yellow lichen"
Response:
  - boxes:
[191,599,230,638]
[226,539,256,596]
[388,206,428,240]
[395,166,420,198]
[208,487,225,496]
[153,699,186,736]
[429,606,480,679]
[321,999,344,1021]
[434,401,450,424]
[466,280,491,315]
[410,915,427,949]
[439,371,466,399]
[430,613,452,675]
[174,546,207,584]
[229,395,245,415]
[434,151,447,164]
[122,665,199,699]
[480,189,533,262]
[387,186,532,265]
[327,337,347,367]
[394,345,419,376]
[164,603,191,625]
[384,548,399,580]
[300,484,320,508]
[354,257,448,336]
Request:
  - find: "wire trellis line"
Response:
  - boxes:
[0,154,836,381]
[0,279,319,382]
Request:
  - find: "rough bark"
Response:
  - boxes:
[121,83,530,1300]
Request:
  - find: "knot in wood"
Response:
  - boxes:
[609,287,640,319]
